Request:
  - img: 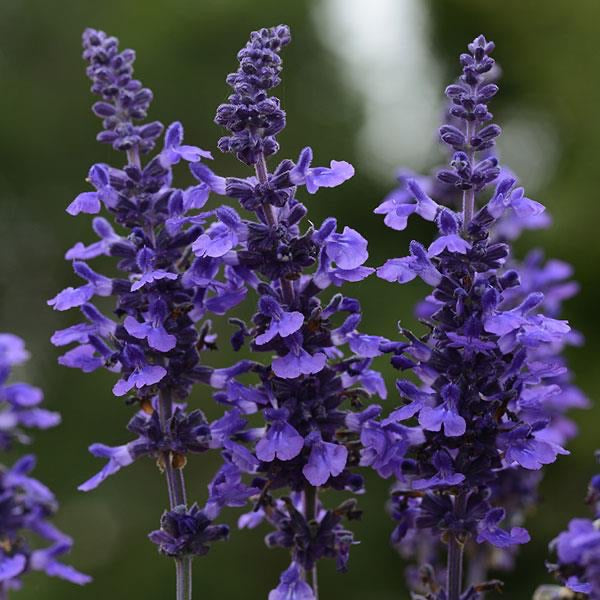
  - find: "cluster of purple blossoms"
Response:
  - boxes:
[376,69,586,599]
[360,35,584,600]
[195,25,386,599]
[34,22,591,600]
[535,454,600,599]
[49,28,262,597]
[0,334,89,595]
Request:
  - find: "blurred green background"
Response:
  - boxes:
[0,0,598,598]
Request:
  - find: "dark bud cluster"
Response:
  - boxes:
[437,35,501,191]
[215,25,291,165]
[82,28,163,153]
[149,504,229,557]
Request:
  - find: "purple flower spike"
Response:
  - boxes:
[366,32,585,598]
[289,147,354,194]
[208,24,384,592]
[302,432,348,486]
[54,27,262,594]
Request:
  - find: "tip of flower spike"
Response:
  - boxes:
[215,24,293,164]
[250,24,292,49]
[468,34,495,56]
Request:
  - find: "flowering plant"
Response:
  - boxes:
[2,18,589,600]
[196,25,387,599]
[49,28,260,600]
[0,334,89,595]
[361,35,586,600]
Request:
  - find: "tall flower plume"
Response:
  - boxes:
[196,25,385,599]
[49,29,259,599]
[362,35,583,600]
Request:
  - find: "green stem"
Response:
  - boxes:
[447,533,464,600]
[447,493,467,600]
[176,556,193,600]
[158,391,192,600]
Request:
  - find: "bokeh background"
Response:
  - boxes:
[0,0,598,598]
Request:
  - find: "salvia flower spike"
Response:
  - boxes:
[201,24,385,598]
[40,24,591,600]
[366,34,583,600]
[50,29,260,600]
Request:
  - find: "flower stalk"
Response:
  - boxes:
[207,24,383,598]
[447,493,467,600]
[50,29,252,600]
[368,34,581,599]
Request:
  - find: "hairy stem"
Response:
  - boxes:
[447,534,464,600]
[304,485,319,599]
[176,557,193,600]
[447,493,467,600]
[158,390,192,600]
